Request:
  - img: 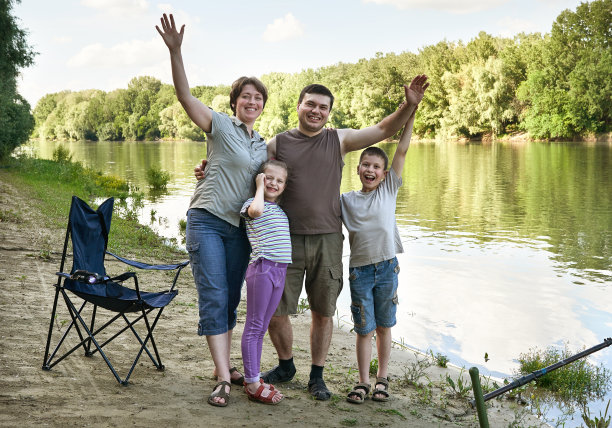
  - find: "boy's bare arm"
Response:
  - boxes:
[390,108,416,177]
[338,75,428,158]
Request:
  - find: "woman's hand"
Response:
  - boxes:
[156,13,184,52]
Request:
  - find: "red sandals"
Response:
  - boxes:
[245,382,283,405]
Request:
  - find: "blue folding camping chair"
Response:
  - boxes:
[42,196,189,385]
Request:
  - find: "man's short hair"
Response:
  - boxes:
[359,146,389,170]
[229,76,268,115]
[298,84,334,110]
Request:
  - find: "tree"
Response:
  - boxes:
[0,0,36,159]
[518,0,612,138]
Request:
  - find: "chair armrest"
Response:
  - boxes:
[106,251,189,271]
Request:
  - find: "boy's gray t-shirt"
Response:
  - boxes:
[340,168,404,268]
[188,110,267,227]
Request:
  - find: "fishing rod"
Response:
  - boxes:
[470,337,612,408]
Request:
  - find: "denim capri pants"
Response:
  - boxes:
[186,208,250,336]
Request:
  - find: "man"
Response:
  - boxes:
[196,75,429,400]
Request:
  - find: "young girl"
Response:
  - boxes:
[240,160,292,404]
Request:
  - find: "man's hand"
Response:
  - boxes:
[194,159,207,181]
[404,74,429,106]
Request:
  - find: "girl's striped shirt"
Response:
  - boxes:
[241,199,292,264]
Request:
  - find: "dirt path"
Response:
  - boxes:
[0,174,544,427]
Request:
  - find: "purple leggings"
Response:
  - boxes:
[241,258,287,384]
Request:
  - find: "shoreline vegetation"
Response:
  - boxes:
[26,130,612,145]
[1,147,610,427]
[29,1,611,146]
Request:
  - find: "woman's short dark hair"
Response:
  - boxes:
[298,84,334,110]
[359,146,389,170]
[229,76,268,115]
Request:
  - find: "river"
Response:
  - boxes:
[28,138,612,424]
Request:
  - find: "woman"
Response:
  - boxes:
[157,13,268,407]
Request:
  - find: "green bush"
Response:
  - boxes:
[146,166,170,190]
[52,144,72,163]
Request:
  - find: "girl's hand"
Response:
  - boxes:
[255,173,265,189]
[156,13,184,52]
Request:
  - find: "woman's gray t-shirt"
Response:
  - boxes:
[340,168,404,268]
[188,110,267,227]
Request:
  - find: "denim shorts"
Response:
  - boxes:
[186,208,250,336]
[349,257,399,335]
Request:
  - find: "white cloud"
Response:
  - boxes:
[495,17,542,37]
[81,0,149,16]
[262,13,304,42]
[363,0,508,14]
[67,38,165,68]
[53,36,72,44]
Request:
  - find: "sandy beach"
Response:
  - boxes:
[0,175,545,427]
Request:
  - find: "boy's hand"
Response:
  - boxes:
[404,74,429,106]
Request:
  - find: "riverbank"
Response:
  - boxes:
[0,165,546,427]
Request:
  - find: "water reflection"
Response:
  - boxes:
[29,138,612,419]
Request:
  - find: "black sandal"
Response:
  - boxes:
[262,364,296,384]
[372,377,390,402]
[308,377,331,401]
[346,383,370,404]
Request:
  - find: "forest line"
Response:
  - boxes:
[31,0,611,143]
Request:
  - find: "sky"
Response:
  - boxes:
[14,0,586,108]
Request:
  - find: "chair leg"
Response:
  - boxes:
[43,294,173,385]
[85,305,97,357]
[63,295,124,385]
[42,287,61,370]
[43,290,90,370]
[121,307,164,385]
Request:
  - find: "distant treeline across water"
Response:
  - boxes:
[32,0,610,143]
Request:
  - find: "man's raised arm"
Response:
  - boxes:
[338,74,428,158]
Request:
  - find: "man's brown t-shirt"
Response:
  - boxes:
[275,128,344,234]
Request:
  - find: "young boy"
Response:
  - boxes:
[340,108,417,404]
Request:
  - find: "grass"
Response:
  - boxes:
[582,399,611,428]
[445,368,472,399]
[369,357,378,375]
[400,350,432,386]
[431,351,449,368]
[517,344,611,404]
[1,153,186,261]
[0,208,23,223]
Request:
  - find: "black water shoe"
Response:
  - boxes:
[261,364,296,383]
[308,377,331,401]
